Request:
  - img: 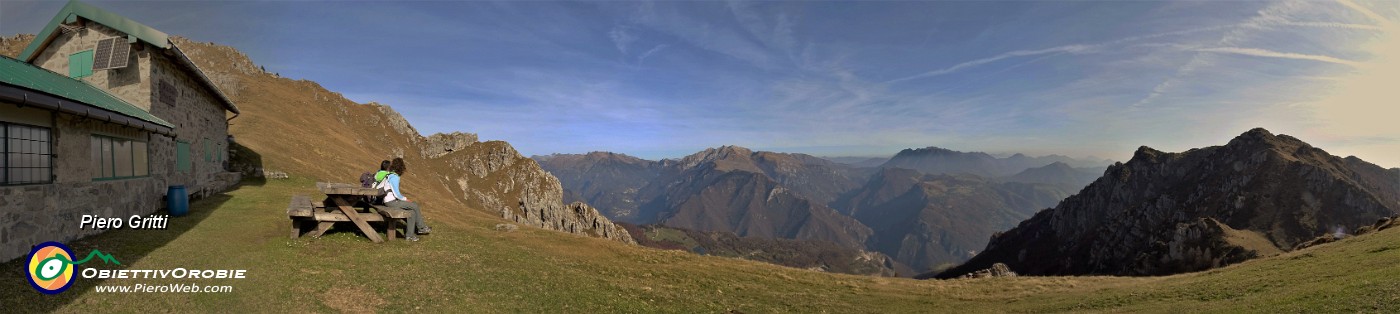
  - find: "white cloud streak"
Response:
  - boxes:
[637,44,669,64]
[886,25,1238,84]
[1191,47,1363,66]
[886,45,1090,83]
[1336,0,1393,27]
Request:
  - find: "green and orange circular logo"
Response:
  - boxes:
[27,241,77,294]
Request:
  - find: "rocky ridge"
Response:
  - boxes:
[935,128,1400,278]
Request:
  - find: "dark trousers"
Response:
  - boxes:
[385,200,427,234]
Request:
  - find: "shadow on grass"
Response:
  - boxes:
[0,189,235,311]
[229,141,267,187]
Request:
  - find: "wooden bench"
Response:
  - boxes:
[372,205,412,240]
[287,194,410,241]
[287,194,317,239]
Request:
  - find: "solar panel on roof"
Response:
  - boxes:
[108,39,131,69]
[91,37,114,70]
[91,37,132,71]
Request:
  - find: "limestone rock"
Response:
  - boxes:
[494,223,518,232]
[422,132,478,159]
[961,263,1017,279]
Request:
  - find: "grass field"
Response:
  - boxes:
[2,176,1398,313]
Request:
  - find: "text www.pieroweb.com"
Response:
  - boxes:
[94,283,233,293]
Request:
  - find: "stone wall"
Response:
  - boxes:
[0,179,162,262]
[31,22,153,111]
[0,111,242,261]
[3,19,237,262]
[0,109,167,262]
[145,48,232,197]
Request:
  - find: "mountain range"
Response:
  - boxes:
[882,147,1110,177]
[933,128,1400,278]
[536,145,1110,273]
[832,168,1077,270]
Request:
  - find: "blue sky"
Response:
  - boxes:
[3,1,1398,166]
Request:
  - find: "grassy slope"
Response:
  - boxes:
[2,176,1397,312]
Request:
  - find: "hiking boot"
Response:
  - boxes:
[405,236,420,242]
[417,226,432,235]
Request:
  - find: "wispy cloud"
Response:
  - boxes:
[886,45,1089,84]
[637,44,669,64]
[1192,47,1362,66]
[886,25,1238,84]
[609,26,636,54]
[1336,0,1393,27]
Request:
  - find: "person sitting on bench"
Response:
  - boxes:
[379,157,431,241]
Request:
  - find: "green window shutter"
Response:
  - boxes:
[203,140,210,162]
[69,50,94,78]
[176,141,191,172]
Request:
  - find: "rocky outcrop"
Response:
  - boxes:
[1355,216,1399,236]
[422,132,478,158]
[959,263,1017,279]
[501,201,635,244]
[0,34,38,59]
[439,141,636,245]
[935,128,1400,278]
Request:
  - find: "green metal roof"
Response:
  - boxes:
[18,0,169,62]
[16,0,239,115]
[0,56,174,129]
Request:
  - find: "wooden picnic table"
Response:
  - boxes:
[285,182,414,243]
[317,182,387,242]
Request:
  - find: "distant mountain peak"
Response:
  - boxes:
[1132,146,1163,161]
[1243,127,1274,138]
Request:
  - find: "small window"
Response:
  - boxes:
[2,122,54,185]
[90,135,149,180]
[69,50,93,78]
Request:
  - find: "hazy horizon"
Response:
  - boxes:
[3,0,1397,167]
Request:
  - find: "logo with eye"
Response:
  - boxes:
[26,242,120,294]
[27,242,76,294]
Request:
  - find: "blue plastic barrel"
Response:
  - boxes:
[167,185,189,217]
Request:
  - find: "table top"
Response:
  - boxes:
[317,182,386,197]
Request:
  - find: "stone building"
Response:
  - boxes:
[0,0,240,261]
